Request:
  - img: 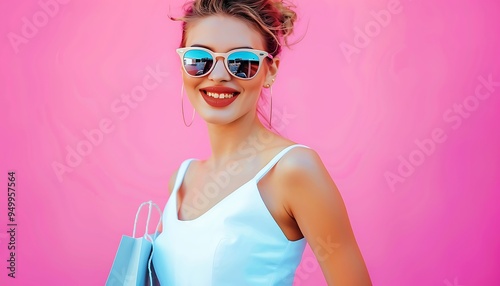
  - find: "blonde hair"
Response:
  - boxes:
[172,0,297,56]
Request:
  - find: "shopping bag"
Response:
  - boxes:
[106,201,162,286]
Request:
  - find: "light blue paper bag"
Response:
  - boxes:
[106,201,162,286]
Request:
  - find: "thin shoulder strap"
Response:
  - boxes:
[254,144,311,182]
[172,158,196,193]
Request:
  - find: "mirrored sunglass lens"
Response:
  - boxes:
[183,50,214,76]
[227,51,260,79]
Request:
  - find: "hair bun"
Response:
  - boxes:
[272,0,297,45]
[174,0,300,55]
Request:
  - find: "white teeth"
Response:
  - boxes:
[206,91,235,99]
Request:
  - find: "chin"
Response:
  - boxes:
[198,111,240,126]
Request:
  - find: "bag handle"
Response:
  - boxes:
[132,200,162,239]
[148,202,163,241]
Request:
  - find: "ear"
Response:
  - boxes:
[265,57,280,87]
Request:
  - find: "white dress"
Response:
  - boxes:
[152,144,310,285]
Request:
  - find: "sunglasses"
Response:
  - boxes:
[176,47,273,80]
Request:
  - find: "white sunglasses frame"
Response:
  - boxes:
[176,46,273,80]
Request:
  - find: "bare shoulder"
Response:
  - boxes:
[159,165,180,233]
[273,145,342,213]
[167,158,199,194]
[168,167,180,195]
[281,145,322,167]
[273,145,372,285]
[276,145,333,187]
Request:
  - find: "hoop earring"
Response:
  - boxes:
[269,86,273,129]
[181,83,195,127]
[264,84,273,129]
[269,78,276,129]
[269,85,273,129]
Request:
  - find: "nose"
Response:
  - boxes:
[208,57,231,82]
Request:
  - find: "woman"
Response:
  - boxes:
[152,0,372,285]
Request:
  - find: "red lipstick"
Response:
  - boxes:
[200,86,240,108]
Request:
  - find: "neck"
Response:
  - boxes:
[205,113,268,168]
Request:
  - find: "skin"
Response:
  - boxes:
[162,14,372,286]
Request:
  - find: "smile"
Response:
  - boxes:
[200,87,240,108]
[206,91,237,99]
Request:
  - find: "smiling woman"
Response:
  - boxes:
[151,0,372,285]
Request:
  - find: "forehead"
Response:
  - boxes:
[184,15,265,52]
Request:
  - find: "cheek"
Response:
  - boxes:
[246,82,263,94]
[182,80,204,106]
[182,75,203,95]
[239,81,265,105]
[244,74,267,94]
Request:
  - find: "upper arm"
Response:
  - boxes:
[279,148,372,286]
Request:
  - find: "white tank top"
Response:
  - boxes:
[152,144,310,285]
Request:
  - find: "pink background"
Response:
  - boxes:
[1,0,499,285]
